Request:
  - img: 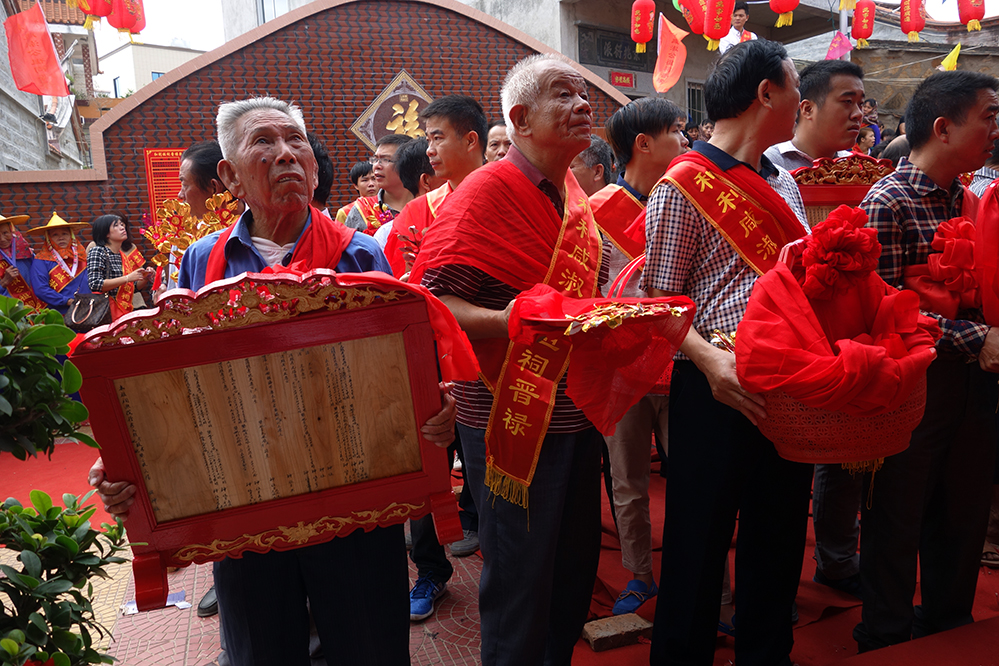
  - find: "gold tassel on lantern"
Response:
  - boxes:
[776,11,793,26]
[857,37,869,47]
[636,42,646,53]
[839,0,856,9]
[82,15,95,29]
[706,38,720,50]
[908,30,920,42]
[968,19,981,30]
[66,0,78,7]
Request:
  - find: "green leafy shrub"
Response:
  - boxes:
[0,296,97,459]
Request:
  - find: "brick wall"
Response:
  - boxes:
[0,0,626,252]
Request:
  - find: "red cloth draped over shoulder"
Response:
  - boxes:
[204,207,356,284]
[976,181,999,325]
[384,182,452,278]
[737,206,939,417]
[410,159,572,383]
[590,184,646,260]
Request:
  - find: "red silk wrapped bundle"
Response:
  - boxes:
[736,206,939,463]
[902,217,980,319]
[510,284,694,435]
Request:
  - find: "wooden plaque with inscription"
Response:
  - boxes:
[72,270,462,610]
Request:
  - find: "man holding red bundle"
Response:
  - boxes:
[855,70,999,653]
[642,39,812,665]
[411,53,608,665]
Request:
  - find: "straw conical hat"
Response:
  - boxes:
[0,213,29,229]
[23,211,88,236]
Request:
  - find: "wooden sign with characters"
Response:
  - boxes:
[73,270,462,610]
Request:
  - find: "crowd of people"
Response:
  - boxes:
[2,23,997,666]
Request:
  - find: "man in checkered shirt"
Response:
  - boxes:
[642,39,812,666]
[854,71,999,653]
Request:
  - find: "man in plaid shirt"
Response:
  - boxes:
[854,71,999,652]
[642,39,812,666]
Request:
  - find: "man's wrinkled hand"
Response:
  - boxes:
[421,382,457,447]
[702,348,767,426]
[981,327,999,373]
[88,457,137,520]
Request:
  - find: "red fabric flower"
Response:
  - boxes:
[902,216,981,319]
[801,205,880,301]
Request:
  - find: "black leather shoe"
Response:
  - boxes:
[197,585,218,617]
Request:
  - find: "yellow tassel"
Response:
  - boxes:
[775,11,793,27]
[839,0,856,9]
[66,0,77,7]
[706,38,720,51]
[485,464,530,510]
[842,458,883,475]
[968,19,981,31]
[83,15,94,29]
[857,37,868,48]
[908,30,920,42]
[636,42,646,53]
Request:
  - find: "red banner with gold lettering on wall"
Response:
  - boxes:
[4,2,69,97]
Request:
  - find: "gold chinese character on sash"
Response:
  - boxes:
[508,379,542,406]
[756,234,778,259]
[568,244,590,267]
[717,190,738,214]
[694,172,716,192]
[740,211,761,238]
[517,349,550,376]
[559,268,585,297]
[502,408,531,436]
[538,336,560,351]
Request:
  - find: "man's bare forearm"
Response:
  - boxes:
[439,294,511,340]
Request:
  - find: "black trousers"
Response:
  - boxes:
[650,361,813,666]
[214,525,409,666]
[854,357,997,651]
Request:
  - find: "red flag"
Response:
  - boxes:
[653,13,688,93]
[4,3,69,97]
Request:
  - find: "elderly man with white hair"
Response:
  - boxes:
[89,96,459,666]
[411,54,608,666]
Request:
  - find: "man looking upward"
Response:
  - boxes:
[765,59,865,171]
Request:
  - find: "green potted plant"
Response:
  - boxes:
[0,296,129,666]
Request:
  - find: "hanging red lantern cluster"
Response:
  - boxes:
[679,0,706,34]
[107,0,145,37]
[631,0,656,53]
[769,0,799,27]
[959,0,985,31]
[704,0,734,50]
[76,0,111,30]
[900,0,925,42]
[852,0,875,47]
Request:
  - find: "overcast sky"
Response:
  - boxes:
[92,0,226,56]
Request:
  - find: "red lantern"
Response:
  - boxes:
[129,0,145,34]
[959,0,985,31]
[108,0,138,32]
[704,0,735,50]
[769,0,799,27]
[900,0,924,42]
[679,0,706,34]
[852,0,875,47]
[77,0,111,29]
[631,0,656,53]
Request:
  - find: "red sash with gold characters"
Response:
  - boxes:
[409,161,604,508]
[384,182,453,278]
[663,151,806,275]
[590,183,646,261]
[37,240,87,292]
[111,246,145,319]
[483,173,602,508]
[0,258,45,311]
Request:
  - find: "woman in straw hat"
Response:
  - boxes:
[86,213,152,320]
[0,212,45,311]
[25,212,91,315]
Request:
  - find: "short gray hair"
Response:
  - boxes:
[216,97,307,162]
[579,135,615,186]
[500,53,575,136]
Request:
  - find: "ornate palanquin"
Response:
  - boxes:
[792,153,894,227]
[73,270,461,610]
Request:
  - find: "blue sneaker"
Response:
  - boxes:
[612,579,658,615]
[410,576,448,621]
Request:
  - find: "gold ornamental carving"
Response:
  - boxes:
[793,154,894,186]
[78,271,413,350]
[171,501,426,563]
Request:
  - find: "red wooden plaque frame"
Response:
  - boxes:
[72,270,462,610]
